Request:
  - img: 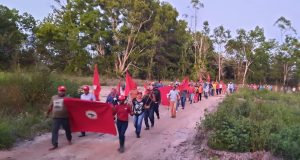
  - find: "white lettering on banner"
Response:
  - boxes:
[53,99,63,111]
[85,110,98,120]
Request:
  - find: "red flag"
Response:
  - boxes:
[179,77,189,91]
[64,98,117,135]
[124,71,137,96]
[158,86,172,106]
[93,64,101,101]
[116,82,121,95]
[207,73,211,82]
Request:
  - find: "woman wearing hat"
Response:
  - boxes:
[113,95,133,153]
[132,91,146,138]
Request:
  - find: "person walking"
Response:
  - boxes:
[152,85,161,119]
[198,84,203,101]
[46,86,72,150]
[168,86,179,118]
[113,95,133,153]
[143,89,154,130]
[132,92,146,138]
[180,89,187,110]
[79,85,96,137]
[106,88,119,106]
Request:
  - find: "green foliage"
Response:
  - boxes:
[201,89,300,159]
[0,72,83,149]
[0,122,15,149]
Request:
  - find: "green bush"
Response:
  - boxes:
[0,72,82,149]
[0,122,15,149]
[201,89,300,160]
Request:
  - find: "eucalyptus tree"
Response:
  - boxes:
[212,25,231,81]
[226,27,266,86]
[274,17,298,86]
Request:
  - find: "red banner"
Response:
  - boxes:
[158,86,172,107]
[64,98,117,136]
[93,64,101,101]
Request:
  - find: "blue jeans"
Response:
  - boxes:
[181,97,186,109]
[189,93,194,103]
[133,112,144,136]
[176,99,180,111]
[116,120,128,148]
[144,107,154,128]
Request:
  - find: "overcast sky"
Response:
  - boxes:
[1,0,299,40]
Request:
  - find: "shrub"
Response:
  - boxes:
[200,89,300,160]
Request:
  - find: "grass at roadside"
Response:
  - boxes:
[198,89,300,160]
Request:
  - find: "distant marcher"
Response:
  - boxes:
[106,88,119,106]
[79,86,96,137]
[152,85,161,119]
[204,83,209,99]
[46,86,72,150]
[188,84,194,104]
[168,86,179,118]
[198,84,203,101]
[180,89,188,110]
[113,95,133,153]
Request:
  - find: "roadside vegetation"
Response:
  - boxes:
[199,89,300,160]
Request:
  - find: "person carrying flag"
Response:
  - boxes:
[106,88,119,106]
[113,95,133,153]
[46,86,72,150]
[79,85,96,137]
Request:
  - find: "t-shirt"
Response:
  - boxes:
[168,90,179,102]
[132,98,146,115]
[49,95,68,118]
[114,104,132,121]
[80,93,96,101]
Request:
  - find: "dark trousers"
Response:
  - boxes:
[198,93,202,101]
[144,107,154,128]
[181,97,186,109]
[153,102,160,118]
[117,120,128,148]
[52,118,72,147]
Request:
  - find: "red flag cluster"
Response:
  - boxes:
[158,86,172,106]
[124,72,137,96]
[64,98,117,136]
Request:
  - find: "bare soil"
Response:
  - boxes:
[0,87,278,160]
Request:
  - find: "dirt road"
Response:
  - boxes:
[0,87,224,160]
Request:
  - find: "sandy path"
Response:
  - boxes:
[0,87,224,160]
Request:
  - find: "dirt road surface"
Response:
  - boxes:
[0,87,224,160]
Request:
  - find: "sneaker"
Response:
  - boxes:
[118,147,125,153]
[182,107,184,110]
[151,124,154,128]
[157,116,160,119]
[145,127,150,130]
[137,135,141,138]
[78,134,86,137]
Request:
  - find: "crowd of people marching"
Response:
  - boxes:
[46,79,235,153]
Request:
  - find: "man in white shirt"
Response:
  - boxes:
[168,86,179,118]
[79,85,96,137]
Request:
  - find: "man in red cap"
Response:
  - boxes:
[79,85,96,137]
[46,86,72,150]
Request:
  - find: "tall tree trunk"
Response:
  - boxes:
[242,61,252,87]
[283,63,288,87]
[218,53,221,82]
